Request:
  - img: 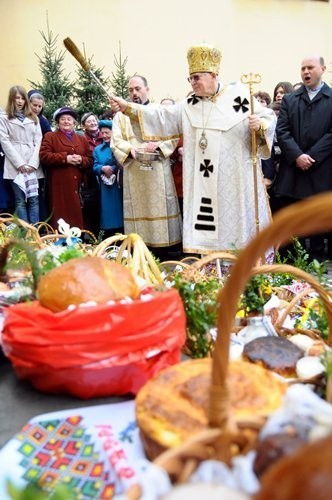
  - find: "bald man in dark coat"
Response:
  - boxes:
[273,55,332,259]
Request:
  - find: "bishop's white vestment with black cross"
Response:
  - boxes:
[122,81,276,255]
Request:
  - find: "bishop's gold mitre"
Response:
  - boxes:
[187,44,222,75]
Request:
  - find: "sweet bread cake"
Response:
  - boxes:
[242,336,303,377]
[135,358,285,459]
[37,256,140,312]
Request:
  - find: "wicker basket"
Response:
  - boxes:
[249,263,332,342]
[0,214,43,248]
[0,215,98,249]
[180,251,238,280]
[145,193,332,485]
[92,233,163,285]
[163,250,331,357]
[164,252,238,357]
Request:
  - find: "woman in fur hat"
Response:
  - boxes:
[39,107,93,230]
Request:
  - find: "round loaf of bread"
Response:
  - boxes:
[242,336,303,377]
[37,256,140,312]
[136,358,285,459]
[254,435,332,500]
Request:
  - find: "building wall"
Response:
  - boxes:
[0,0,331,109]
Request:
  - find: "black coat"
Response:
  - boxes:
[274,83,332,199]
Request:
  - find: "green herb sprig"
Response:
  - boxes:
[172,273,221,358]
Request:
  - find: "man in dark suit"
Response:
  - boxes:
[273,55,332,260]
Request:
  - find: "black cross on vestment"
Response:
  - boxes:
[233,96,249,113]
[187,94,202,106]
[200,159,214,177]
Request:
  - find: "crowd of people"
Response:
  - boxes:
[0,46,331,262]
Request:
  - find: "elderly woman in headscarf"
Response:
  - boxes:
[39,106,93,230]
[79,111,103,236]
[80,112,103,152]
[93,119,123,238]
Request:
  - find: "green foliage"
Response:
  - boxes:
[7,479,75,499]
[0,239,39,296]
[240,274,270,314]
[307,304,329,340]
[37,245,86,278]
[28,14,72,121]
[276,238,328,280]
[72,50,111,119]
[30,19,130,122]
[172,273,221,357]
[295,298,329,341]
[0,226,31,271]
[268,272,293,287]
[320,350,332,400]
[322,350,332,377]
[241,240,329,315]
[276,238,329,339]
[97,230,106,244]
[110,42,130,99]
[0,239,86,299]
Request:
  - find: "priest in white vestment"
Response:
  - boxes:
[111,75,182,250]
[110,45,276,257]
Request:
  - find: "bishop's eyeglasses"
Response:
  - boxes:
[187,74,206,83]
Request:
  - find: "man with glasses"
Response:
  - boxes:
[110,45,276,257]
[111,75,182,258]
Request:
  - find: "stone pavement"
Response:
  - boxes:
[0,351,132,449]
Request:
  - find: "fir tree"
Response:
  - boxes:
[110,42,130,99]
[72,49,111,120]
[29,15,72,121]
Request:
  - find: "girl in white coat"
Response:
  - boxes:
[0,85,43,223]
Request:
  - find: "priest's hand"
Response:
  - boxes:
[249,115,261,132]
[130,148,137,160]
[145,142,159,153]
[110,96,128,114]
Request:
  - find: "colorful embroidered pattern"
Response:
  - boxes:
[15,416,135,498]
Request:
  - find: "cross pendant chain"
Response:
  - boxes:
[199,131,208,153]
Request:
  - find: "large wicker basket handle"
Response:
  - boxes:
[91,233,127,256]
[209,193,332,436]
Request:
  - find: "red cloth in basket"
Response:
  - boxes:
[2,289,186,399]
